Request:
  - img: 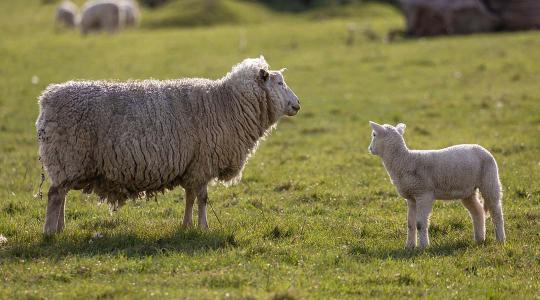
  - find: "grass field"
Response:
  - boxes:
[1,1,540,299]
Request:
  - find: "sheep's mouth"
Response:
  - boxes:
[286,105,300,116]
[287,110,299,116]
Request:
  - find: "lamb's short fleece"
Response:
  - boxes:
[36,56,300,235]
[368,121,505,248]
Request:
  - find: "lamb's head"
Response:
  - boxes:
[259,68,300,116]
[368,121,406,156]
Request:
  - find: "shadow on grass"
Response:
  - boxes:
[2,228,237,259]
[349,240,472,260]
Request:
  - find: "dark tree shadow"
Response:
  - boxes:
[240,0,399,13]
[2,227,237,260]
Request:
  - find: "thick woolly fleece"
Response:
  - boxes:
[37,58,281,206]
[369,121,505,247]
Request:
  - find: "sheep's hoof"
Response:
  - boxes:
[405,244,416,250]
[474,238,487,245]
[43,225,59,236]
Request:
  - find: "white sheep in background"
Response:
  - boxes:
[55,1,79,28]
[368,121,505,248]
[80,0,122,34]
[80,0,140,34]
[120,0,140,27]
[37,56,300,235]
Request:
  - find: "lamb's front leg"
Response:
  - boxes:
[197,184,209,230]
[415,193,434,248]
[406,199,417,249]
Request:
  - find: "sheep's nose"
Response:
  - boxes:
[291,104,300,111]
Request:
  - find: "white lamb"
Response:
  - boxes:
[368,121,506,248]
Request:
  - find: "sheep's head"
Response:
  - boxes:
[259,68,300,116]
[368,121,406,156]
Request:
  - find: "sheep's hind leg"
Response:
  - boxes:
[197,184,209,230]
[43,186,67,235]
[182,188,196,227]
[461,192,486,243]
[415,193,434,249]
[406,199,417,249]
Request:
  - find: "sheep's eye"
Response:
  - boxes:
[372,133,376,137]
[278,82,284,86]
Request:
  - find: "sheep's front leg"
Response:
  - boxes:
[197,184,209,230]
[182,188,196,227]
[57,197,67,231]
[406,199,417,249]
[44,186,67,235]
[415,193,434,248]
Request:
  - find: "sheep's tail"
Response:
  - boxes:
[35,125,46,201]
[35,156,46,201]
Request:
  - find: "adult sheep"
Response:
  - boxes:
[36,56,300,235]
[55,1,79,28]
[80,0,139,34]
[80,0,123,35]
[120,0,140,27]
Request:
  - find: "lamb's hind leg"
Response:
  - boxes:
[480,185,506,242]
[197,184,209,230]
[480,161,506,242]
[182,188,196,227]
[461,191,486,243]
[44,186,67,235]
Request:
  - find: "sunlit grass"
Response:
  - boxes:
[1,0,539,299]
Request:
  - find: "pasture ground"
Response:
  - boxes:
[1,1,540,299]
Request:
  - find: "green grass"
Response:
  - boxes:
[1,1,540,299]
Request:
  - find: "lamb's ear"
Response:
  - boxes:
[396,123,406,135]
[259,69,269,81]
[369,121,385,134]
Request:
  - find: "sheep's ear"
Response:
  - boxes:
[396,123,406,135]
[259,69,269,81]
[369,121,385,134]
[279,68,287,73]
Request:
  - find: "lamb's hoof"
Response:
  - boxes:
[198,224,209,230]
[417,243,428,250]
[405,244,416,250]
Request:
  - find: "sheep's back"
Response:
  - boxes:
[37,81,195,201]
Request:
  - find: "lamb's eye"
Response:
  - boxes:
[278,82,284,86]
